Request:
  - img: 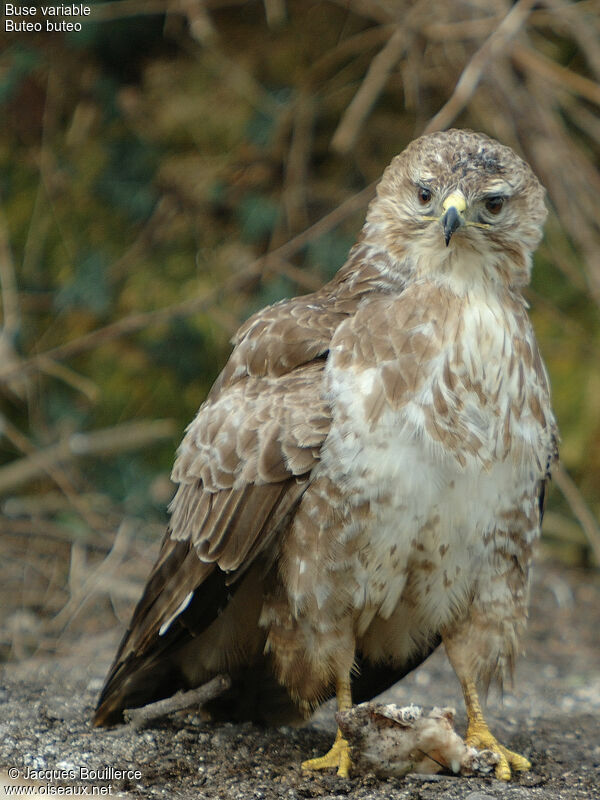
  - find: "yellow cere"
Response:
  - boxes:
[442,191,467,214]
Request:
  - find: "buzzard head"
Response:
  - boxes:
[364,129,547,289]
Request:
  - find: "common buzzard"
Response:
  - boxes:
[94,129,557,781]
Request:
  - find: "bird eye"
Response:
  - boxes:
[485,196,505,215]
[417,186,432,205]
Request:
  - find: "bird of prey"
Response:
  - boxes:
[94,129,557,782]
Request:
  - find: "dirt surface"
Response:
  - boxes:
[1,561,599,800]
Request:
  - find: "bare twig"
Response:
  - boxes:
[0,415,112,533]
[553,463,600,566]
[0,184,375,386]
[282,91,316,233]
[517,70,600,309]
[0,205,26,398]
[423,15,503,41]
[0,295,230,385]
[331,26,409,154]
[421,8,586,42]
[539,0,600,83]
[36,357,100,402]
[307,25,395,87]
[123,675,232,728]
[89,0,170,21]
[0,419,176,495]
[48,520,137,632]
[263,0,286,27]
[264,257,325,292]
[424,0,538,134]
[0,516,111,550]
[512,44,600,107]
[559,94,600,145]
[268,182,376,257]
[0,206,20,339]
[177,0,217,43]
[542,511,589,547]
[324,0,393,25]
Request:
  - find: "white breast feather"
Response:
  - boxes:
[319,289,550,652]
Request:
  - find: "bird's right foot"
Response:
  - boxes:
[302,729,352,778]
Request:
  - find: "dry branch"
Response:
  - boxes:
[0,415,113,534]
[48,520,137,632]
[331,26,410,154]
[512,44,600,106]
[540,0,600,83]
[0,420,176,495]
[263,0,286,28]
[0,206,20,339]
[553,464,600,566]
[424,0,538,134]
[542,511,590,548]
[307,25,395,86]
[0,517,111,550]
[177,0,217,44]
[123,676,232,727]
[264,256,324,292]
[281,91,316,234]
[89,0,170,21]
[0,184,375,386]
[423,16,503,41]
[325,0,392,25]
[36,357,100,402]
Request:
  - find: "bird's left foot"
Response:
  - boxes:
[302,729,352,778]
[466,721,530,781]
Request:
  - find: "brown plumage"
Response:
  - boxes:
[94,130,557,781]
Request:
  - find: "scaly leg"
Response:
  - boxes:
[462,679,531,781]
[302,676,352,778]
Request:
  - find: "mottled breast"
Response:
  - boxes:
[318,282,554,640]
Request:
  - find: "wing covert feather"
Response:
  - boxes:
[94,254,390,725]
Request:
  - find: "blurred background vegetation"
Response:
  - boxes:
[1,0,598,661]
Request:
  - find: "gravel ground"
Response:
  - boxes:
[1,561,599,800]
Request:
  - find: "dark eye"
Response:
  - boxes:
[418,186,432,205]
[485,196,505,215]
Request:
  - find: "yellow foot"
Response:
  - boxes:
[467,723,531,781]
[302,731,352,778]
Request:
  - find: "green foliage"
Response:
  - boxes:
[89,454,168,518]
[0,44,41,104]
[54,252,112,315]
[245,89,292,148]
[237,193,281,244]
[245,276,296,319]
[143,318,223,387]
[307,231,356,280]
[94,135,159,222]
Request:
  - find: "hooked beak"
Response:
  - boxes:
[440,191,466,246]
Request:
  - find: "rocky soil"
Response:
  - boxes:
[1,561,599,800]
